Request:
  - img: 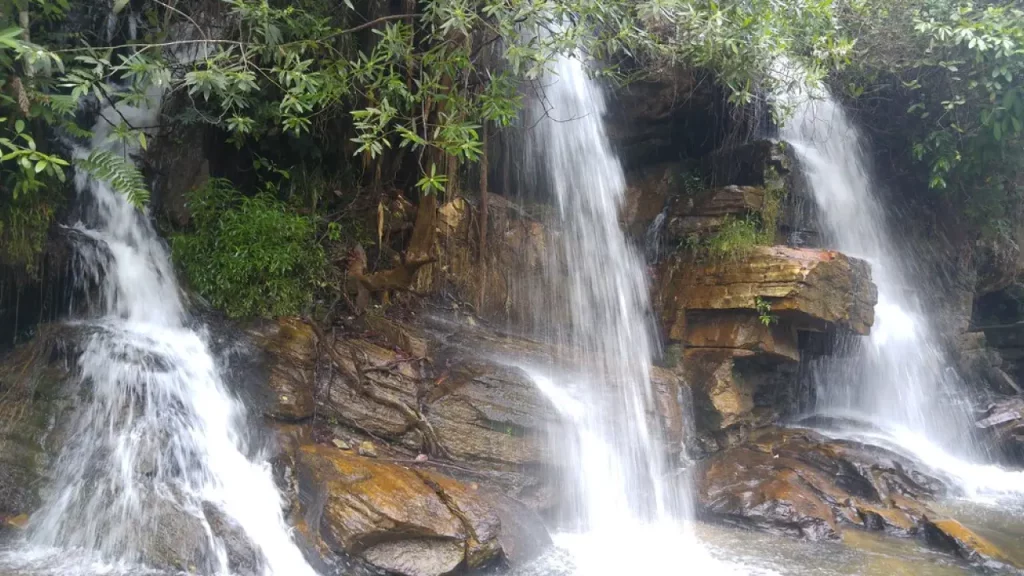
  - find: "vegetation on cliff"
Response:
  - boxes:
[0,0,1021,316]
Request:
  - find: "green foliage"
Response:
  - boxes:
[841,0,1024,231]
[172,178,325,318]
[76,150,148,207]
[755,296,778,327]
[686,214,767,261]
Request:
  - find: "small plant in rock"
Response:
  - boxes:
[755,296,779,327]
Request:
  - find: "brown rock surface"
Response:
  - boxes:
[684,310,799,362]
[659,246,877,337]
[247,317,317,421]
[296,444,503,575]
[923,518,1018,567]
[697,427,943,541]
[414,196,552,328]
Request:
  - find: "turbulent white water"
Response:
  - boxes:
[777,80,983,472]
[12,95,315,575]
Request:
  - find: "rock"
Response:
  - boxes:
[361,540,464,576]
[684,310,799,362]
[975,396,1024,465]
[296,445,505,575]
[317,329,560,508]
[658,246,877,337]
[415,454,429,462]
[332,439,351,451]
[704,140,791,188]
[684,349,757,431]
[203,502,262,576]
[414,196,552,328]
[605,65,720,170]
[0,325,81,518]
[247,317,317,421]
[698,427,946,543]
[364,314,431,358]
[622,163,673,236]
[357,441,379,458]
[923,518,1018,567]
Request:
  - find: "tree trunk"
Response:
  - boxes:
[477,124,489,311]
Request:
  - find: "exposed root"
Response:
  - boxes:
[307,320,451,459]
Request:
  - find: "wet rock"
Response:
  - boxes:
[203,502,262,576]
[605,65,720,170]
[0,325,82,518]
[697,427,947,543]
[296,444,504,575]
[684,349,757,431]
[332,439,351,451]
[658,246,877,338]
[975,396,1024,465]
[364,314,431,358]
[923,518,1018,567]
[247,317,316,421]
[414,196,552,328]
[704,140,791,189]
[317,329,559,508]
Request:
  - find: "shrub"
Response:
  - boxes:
[172,179,325,318]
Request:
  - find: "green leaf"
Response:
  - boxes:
[34,160,47,173]
[14,120,24,134]
[113,0,130,14]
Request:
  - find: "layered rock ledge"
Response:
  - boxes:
[659,246,877,340]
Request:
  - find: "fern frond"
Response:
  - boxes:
[76,150,149,208]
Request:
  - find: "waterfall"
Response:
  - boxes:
[14,94,316,574]
[775,79,1024,498]
[522,52,745,575]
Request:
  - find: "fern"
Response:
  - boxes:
[76,150,149,207]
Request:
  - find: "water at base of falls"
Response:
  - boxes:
[0,95,315,575]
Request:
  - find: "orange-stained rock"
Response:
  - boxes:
[296,444,504,575]
[697,427,946,543]
[923,518,1019,568]
[658,246,877,337]
[414,196,553,329]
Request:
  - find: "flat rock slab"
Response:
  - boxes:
[659,246,877,339]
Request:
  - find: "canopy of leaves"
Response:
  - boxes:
[838,0,1024,231]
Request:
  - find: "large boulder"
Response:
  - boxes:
[0,325,82,520]
[658,246,877,339]
[697,427,1021,568]
[296,444,504,576]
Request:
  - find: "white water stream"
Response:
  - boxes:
[3,96,316,575]
[778,79,1024,502]
[521,51,753,575]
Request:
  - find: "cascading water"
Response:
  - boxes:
[6,95,317,575]
[520,51,750,575]
[778,78,1024,501]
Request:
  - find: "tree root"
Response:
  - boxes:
[307,320,451,459]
